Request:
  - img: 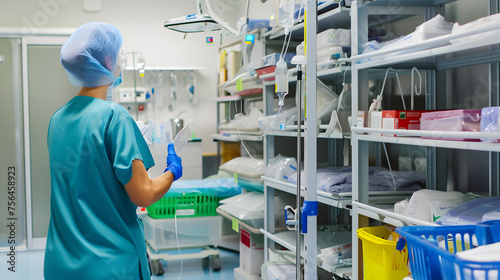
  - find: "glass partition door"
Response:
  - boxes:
[0,38,26,250]
[26,39,75,249]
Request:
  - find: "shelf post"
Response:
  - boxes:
[489,0,500,196]
[304,0,319,279]
[351,1,370,280]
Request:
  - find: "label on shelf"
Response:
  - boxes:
[232,217,239,232]
[236,78,243,91]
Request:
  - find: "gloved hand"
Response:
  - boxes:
[164,143,182,181]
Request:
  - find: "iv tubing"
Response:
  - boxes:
[229,99,258,160]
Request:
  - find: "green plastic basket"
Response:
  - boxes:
[147,193,225,219]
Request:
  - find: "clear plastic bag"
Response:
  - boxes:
[264,154,298,182]
[219,157,265,178]
[450,13,500,45]
[230,107,264,130]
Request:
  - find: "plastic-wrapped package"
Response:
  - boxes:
[229,107,264,130]
[287,166,425,194]
[260,78,339,130]
[296,42,305,56]
[450,13,500,45]
[420,109,482,141]
[165,178,241,197]
[262,53,296,67]
[317,46,344,63]
[360,14,453,61]
[317,28,351,48]
[435,197,500,225]
[480,107,500,142]
[379,14,453,52]
[319,241,352,266]
[219,157,265,178]
[405,190,474,223]
[264,155,298,182]
[298,78,338,124]
[258,106,297,131]
[218,192,295,229]
[394,198,409,215]
[218,192,265,228]
[218,65,263,96]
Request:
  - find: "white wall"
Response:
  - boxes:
[2,0,274,154]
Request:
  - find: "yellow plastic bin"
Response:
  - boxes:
[357,226,409,280]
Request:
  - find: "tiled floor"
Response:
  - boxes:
[1,248,239,280]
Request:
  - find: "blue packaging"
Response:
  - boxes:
[480,107,500,142]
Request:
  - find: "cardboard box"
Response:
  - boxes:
[357,111,368,128]
[382,110,428,136]
[240,228,264,276]
[368,111,383,136]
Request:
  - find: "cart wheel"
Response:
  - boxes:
[211,255,221,271]
[150,259,164,276]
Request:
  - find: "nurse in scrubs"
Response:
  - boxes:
[43,22,182,280]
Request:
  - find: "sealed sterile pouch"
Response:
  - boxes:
[147,120,173,144]
[170,122,192,156]
[147,121,173,178]
[148,121,191,177]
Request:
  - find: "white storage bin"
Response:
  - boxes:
[143,215,222,251]
[240,228,264,276]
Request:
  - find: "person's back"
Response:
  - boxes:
[45,96,152,279]
[44,22,182,280]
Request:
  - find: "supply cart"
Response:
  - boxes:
[142,178,241,275]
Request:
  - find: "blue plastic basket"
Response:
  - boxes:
[395,221,500,280]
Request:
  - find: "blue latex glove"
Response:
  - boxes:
[164,143,182,181]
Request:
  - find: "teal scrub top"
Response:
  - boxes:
[44,96,154,280]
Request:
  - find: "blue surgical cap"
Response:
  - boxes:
[61,22,123,88]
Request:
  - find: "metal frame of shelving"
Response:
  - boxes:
[351,1,500,280]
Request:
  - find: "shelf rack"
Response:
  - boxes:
[350,1,500,279]
[259,228,353,278]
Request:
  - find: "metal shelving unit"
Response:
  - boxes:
[261,1,356,279]
[350,1,500,279]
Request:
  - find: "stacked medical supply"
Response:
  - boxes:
[420,109,482,141]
